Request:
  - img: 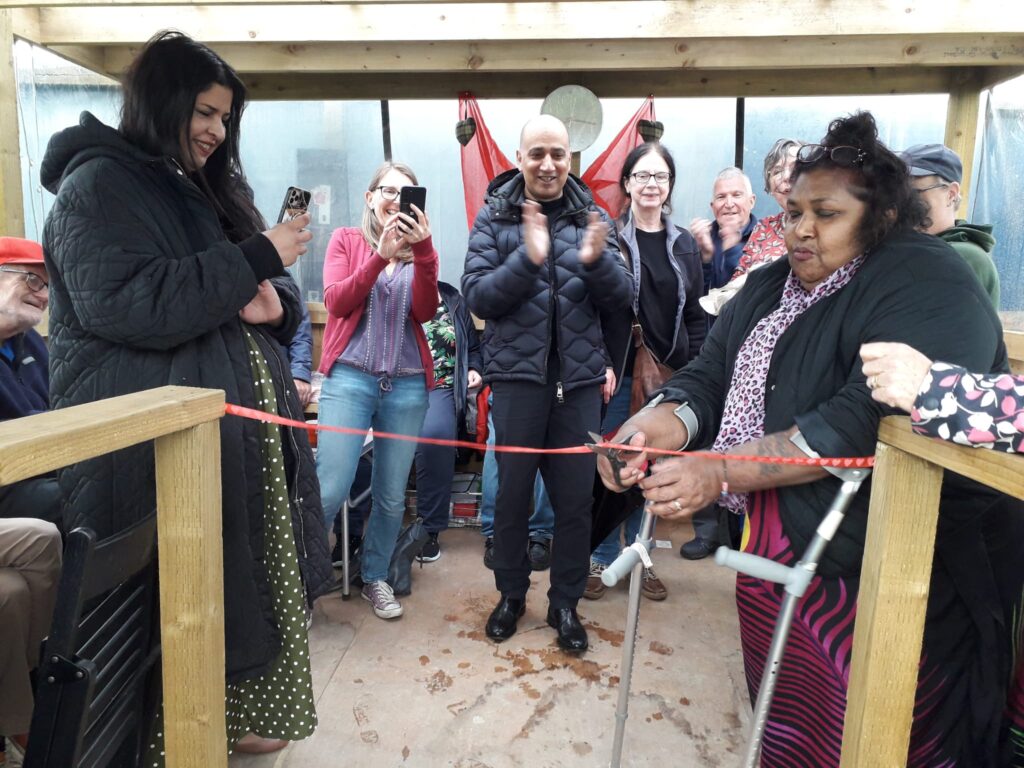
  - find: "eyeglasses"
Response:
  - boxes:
[0,266,47,292]
[796,144,867,167]
[629,171,672,185]
[375,186,400,201]
[913,182,949,194]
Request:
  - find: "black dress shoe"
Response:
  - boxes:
[679,536,714,561]
[527,537,551,571]
[485,596,526,642]
[546,606,588,653]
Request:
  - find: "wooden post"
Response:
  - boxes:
[840,441,944,767]
[1,9,25,237]
[155,420,227,768]
[944,68,982,219]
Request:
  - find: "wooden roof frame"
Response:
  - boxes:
[3,0,1024,235]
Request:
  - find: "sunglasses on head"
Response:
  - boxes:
[796,144,867,167]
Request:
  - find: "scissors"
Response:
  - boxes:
[586,431,645,488]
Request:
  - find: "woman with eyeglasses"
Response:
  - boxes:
[316,162,439,621]
[41,31,331,758]
[731,137,805,280]
[586,142,706,602]
[597,112,1023,765]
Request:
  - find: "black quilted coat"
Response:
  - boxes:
[40,112,332,683]
[462,170,633,391]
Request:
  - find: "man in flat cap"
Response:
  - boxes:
[901,144,1000,308]
[0,237,62,528]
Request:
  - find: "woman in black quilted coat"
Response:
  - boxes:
[40,31,331,756]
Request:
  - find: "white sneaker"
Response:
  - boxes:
[361,580,403,619]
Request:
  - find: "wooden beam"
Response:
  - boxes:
[45,42,110,74]
[1006,329,1024,375]
[93,35,1024,76]
[0,386,226,485]
[877,416,1024,500]
[841,440,944,767]
[0,9,24,238]
[978,64,1024,90]
[155,419,227,768]
[20,2,1024,46]
[240,66,953,100]
[944,68,983,218]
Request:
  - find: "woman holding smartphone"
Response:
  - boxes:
[41,31,331,758]
[317,162,439,621]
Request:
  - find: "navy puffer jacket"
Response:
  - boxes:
[462,170,633,392]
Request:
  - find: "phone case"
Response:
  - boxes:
[278,186,312,223]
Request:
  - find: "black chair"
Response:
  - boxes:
[24,513,160,768]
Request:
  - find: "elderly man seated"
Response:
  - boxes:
[0,237,62,529]
[0,517,62,754]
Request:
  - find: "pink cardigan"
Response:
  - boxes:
[318,227,439,382]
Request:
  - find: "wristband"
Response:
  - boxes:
[720,458,729,498]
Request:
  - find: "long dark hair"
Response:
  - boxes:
[119,30,264,239]
[618,141,676,216]
[791,111,926,250]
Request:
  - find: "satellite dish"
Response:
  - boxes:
[541,85,603,153]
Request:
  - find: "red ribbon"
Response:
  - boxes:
[224,403,875,469]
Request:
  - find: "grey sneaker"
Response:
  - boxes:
[361,580,403,619]
[583,560,607,600]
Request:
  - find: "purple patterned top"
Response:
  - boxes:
[339,260,424,388]
[911,362,1024,454]
[712,256,866,512]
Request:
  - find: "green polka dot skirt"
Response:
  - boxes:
[143,328,317,766]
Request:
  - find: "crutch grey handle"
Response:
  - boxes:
[714,547,795,586]
[601,541,652,587]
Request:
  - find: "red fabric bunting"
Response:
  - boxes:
[458,92,515,231]
[581,96,656,218]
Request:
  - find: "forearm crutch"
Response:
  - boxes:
[601,498,657,768]
[715,465,870,768]
[585,431,655,768]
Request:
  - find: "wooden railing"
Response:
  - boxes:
[0,386,228,768]
[840,416,1024,765]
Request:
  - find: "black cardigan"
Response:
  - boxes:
[658,228,1008,576]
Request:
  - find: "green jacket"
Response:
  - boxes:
[939,220,1000,309]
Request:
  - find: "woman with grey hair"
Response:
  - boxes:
[731,137,805,279]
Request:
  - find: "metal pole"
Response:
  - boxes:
[608,502,656,768]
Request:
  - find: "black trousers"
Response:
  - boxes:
[490,377,601,609]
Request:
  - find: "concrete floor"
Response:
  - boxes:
[232,518,749,768]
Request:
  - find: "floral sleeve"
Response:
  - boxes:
[911,362,1024,454]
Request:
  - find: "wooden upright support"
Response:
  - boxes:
[840,440,944,767]
[1,9,25,237]
[944,68,982,219]
[155,419,227,768]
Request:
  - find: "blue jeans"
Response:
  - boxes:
[316,364,428,583]
[479,406,554,540]
[592,377,651,566]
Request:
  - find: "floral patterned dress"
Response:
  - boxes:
[911,362,1024,453]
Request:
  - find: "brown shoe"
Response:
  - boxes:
[583,560,607,600]
[641,567,668,601]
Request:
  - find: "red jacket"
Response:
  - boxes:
[319,227,439,380]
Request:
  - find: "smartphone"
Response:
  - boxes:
[399,186,427,223]
[277,186,312,224]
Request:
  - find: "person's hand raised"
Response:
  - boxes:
[577,212,609,266]
[521,200,550,266]
[689,217,714,262]
[395,205,431,245]
[262,213,312,268]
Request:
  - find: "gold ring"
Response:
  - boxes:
[867,376,876,389]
